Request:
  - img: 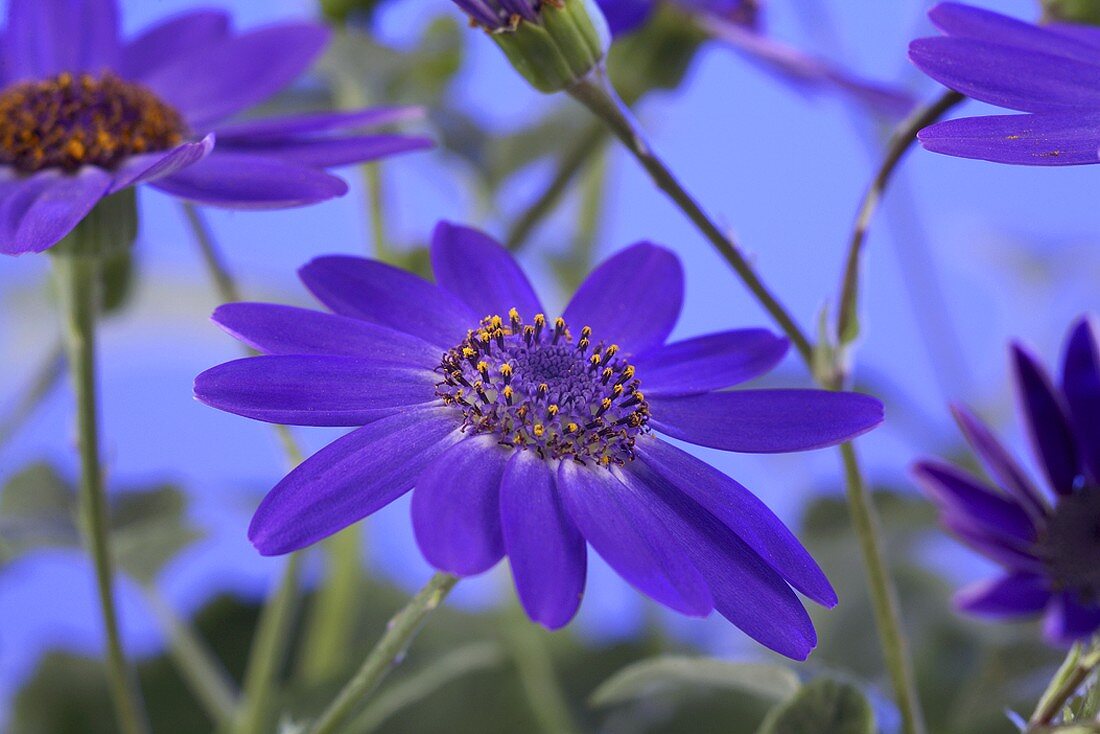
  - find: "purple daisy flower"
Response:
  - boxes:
[909,2,1100,165]
[0,0,433,255]
[914,317,1100,644]
[193,222,884,660]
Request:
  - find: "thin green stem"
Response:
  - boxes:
[504,607,581,734]
[1030,643,1100,729]
[306,572,459,734]
[0,340,65,452]
[567,70,814,364]
[144,586,238,728]
[53,252,149,734]
[183,203,242,303]
[364,163,390,259]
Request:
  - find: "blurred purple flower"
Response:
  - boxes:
[598,0,914,115]
[910,2,1100,165]
[194,222,885,660]
[0,0,433,255]
[914,317,1100,644]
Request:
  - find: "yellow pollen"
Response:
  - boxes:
[566,422,579,433]
[500,364,513,378]
[534,314,546,327]
[548,404,559,416]
[533,424,545,437]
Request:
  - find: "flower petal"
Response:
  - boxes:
[194,355,438,426]
[429,221,543,320]
[940,514,1044,574]
[151,152,348,210]
[1012,343,1081,494]
[298,255,476,349]
[500,451,587,629]
[0,168,112,255]
[955,573,1050,618]
[109,135,215,194]
[558,461,713,616]
[908,37,1100,113]
[632,329,788,396]
[213,135,433,169]
[140,23,330,128]
[119,9,231,79]
[563,242,683,355]
[951,403,1048,519]
[212,302,442,365]
[649,389,883,453]
[912,461,1037,543]
[1061,317,1100,482]
[6,0,120,80]
[636,437,836,606]
[917,112,1100,166]
[927,2,1100,64]
[596,0,654,36]
[213,107,426,141]
[1044,592,1100,644]
[623,459,818,660]
[411,436,509,576]
[248,407,461,555]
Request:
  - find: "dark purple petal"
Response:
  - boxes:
[632,329,788,397]
[912,461,1037,543]
[500,452,587,629]
[140,23,330,128]
[955,573,1051,618]
[951,404,1048,519]
[6,0,120,80]
[214,135,434,169]
[212,302,442,365]
[1012,343,1081,494]
[1048,22,1100,50]
[636,437,836,606]
[214,107,426,141]
[411,436,509,576]
[430,221,543,320]
[563,242,683,355]
[119,10,231,79]
[298,255,476,349]
[0,169,112,255]
[649,389,883,453]
[941,514,1045,574]
[623,459,818,660]
[928,2,1100,64]
[596,0,654,36]
[194,355,438,426]
[109,135,215,193]
[558,461,713,616]
[152,152,348,210]
[1061,317,1100,481]
[917,112,1100,166]
[248,407,461,555]
[1044,592,1100,643]
[908,37,1100,113]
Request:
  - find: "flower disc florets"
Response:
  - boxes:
[1041,486,1100,601]
[437,309,649,465]
[0,72,186,173]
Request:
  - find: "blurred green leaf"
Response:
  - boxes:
[0,463,80,559]
[110,485,203,585]
[100,248,136,316]
[755,679,875,734]
[591,656,800,709]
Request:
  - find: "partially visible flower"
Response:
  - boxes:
[910,2,1100,165]
[194,221,885,660]
[598,0,914,115]
[0,0,433,255]
[914,317,1100,644]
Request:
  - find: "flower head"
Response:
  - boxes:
[194,222,884,659]
[914,317,1100,644]
[0,0,433,255]
[910,2,1100,165]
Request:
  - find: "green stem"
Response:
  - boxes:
[364,163,390,260]
[1030,643,1100,729]
[183,203,243,303]
[0,340,65,452]
[144,586,238,728]
[306,572,459,734]
[504,607,581,734]
[53,252,149,734]
[567,69,814,365]
[297,525,366,685]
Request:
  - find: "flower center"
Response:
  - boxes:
[436,310,650,465]
[0,72,186,173]
[1040,486,1100,601]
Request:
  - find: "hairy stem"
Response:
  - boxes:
[1030,642,1100,728]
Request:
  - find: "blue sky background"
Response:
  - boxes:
[2,0,1099,723]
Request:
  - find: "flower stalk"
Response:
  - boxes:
[306,572,459,734]
[51,196,148,734]
[1030,641,1100,729]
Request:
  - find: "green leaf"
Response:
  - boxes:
[755,679,875,734]
[590,656,800,709]
[0,463,80,560]
[110,485,203,585]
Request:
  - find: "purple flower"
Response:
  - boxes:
[0,0,433,255]
[194,222,884,659]
[914,317,1100,644]
[910,2,1100,165]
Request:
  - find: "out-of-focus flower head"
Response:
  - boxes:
[915,317,1100,644]
[0,0,433,255]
